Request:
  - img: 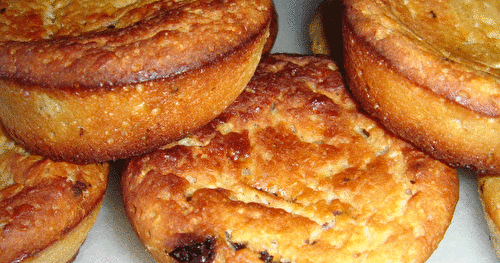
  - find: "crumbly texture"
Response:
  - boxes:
[330,0,500,173]
[0,127,109,263]
[122,54,459,263]
[0,0,274,164]
[479,174,500,260]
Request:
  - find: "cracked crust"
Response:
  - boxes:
[310,0,500,173]
[0,127,109,263]
[0,0,274,164]
[122,54,459,263]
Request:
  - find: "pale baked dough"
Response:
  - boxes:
[122,54,459,263]
[0,126,109,262]
[0,0,274,164]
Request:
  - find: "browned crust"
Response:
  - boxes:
[479,174,500,260]
[342,0,500,117]
[0,0,274,89]
[0,128,109,263]
[0,27,269,164]
[122,54,459,263]
[0,0,274,164]
[343,20,500,173]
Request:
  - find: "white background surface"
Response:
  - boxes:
[75,0,499,262]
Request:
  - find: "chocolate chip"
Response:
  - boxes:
[361,128,370,138]
[224,231,246,251]
[72,181,88,196]
[259,251,274,263]
[230,242,247,251]
[304,239,317,245]
[169,236,216,263]
[0,8,5,14]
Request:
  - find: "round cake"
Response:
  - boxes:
[0,127,109,263]
[339,0,500,173]
[0,0,274,164]
[122,54,459,263]
[479,174,500,260]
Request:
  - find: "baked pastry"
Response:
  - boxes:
[0,0,275,164]
[0,126,109,262]
[122,54,459,263]
[479,174,500,259]
[338,0,500,173]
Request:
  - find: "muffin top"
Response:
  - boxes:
[122,54,459,263]
[344,0,500,116]
[377,0,500,71]
[0,127,109,262]
[0,0,274,88]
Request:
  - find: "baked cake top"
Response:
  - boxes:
[0,126,109,262]
[122,54,459,263]
[344,0,500,116]
[0,0,274,88]
[377,0,500,70]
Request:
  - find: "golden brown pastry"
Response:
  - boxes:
[0,127,109,263]
[0,0,274,164]
[479,174,500,260]
[336,0,500,173]
[122,54,459,263]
